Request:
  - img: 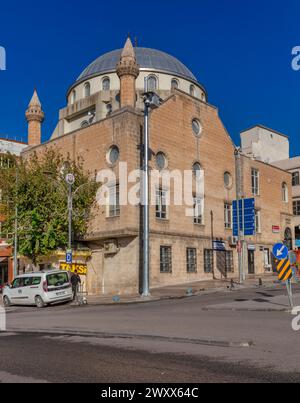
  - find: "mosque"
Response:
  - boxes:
[18,38,293,295]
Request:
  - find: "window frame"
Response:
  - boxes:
[204,249,213,273]
[156,188,168,220]
[251,168,260,196]
[282,182,288,203]
[160,246,172,273]
[224,203,232,229]
[292,171,300,187]
[193,196,203,225]
[255,209,261,234]
[102,77,111,91]
[293,200,300,216]
[186,248,197,273]
[106,183,120,218]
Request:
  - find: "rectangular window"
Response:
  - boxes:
[156,189,168,220]
[293,200,300,216]
[204,249,213,273]
[255,210,261,234]
[224,203,232,229]
[225,251,234,273]
[107,184,120,218]
[292,172,300,187]
[251,169,260,196]
[160,246,172,273]
[193,197,203,225]
[186,248,197,273]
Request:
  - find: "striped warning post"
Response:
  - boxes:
[275,258,293,282]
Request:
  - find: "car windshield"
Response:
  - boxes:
[47,272,69,287]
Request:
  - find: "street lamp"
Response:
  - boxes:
[65,173,75,251]
[142,87,162,297]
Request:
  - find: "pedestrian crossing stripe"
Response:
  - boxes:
[275,258,293,282]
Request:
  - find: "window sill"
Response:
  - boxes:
[106,215,120,220]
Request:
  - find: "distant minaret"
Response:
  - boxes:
[25,89,44,146]
[116,38,140,108]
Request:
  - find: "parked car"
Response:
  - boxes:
[2,270,73,308]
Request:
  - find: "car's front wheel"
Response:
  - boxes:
[3,296,11,307]
[35,296,45,308]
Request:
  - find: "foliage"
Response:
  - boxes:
[0,149,98,265]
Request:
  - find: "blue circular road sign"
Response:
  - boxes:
[272,243,289,260]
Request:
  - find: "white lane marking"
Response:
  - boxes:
[0,371,49,383]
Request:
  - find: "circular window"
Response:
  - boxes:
[224,172,233,188]
[107,146,120,165]
[192,162,202,177]
[156,152,167,171]
[192,119,202,137]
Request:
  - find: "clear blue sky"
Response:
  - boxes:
[0,0,299,156]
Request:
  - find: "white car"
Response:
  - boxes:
[2,270,73,308]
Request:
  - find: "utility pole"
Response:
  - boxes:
[65,173,75,251]
[234,148,245,283]
[142,82,161,297]
[13,169,18,278]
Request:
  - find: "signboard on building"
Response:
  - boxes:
[213,241,226,251]
[60,263,87,276]
[233,198,255,237]
[272,225,280,234]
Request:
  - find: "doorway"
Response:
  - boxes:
[0,259,8,287]
[248,250,255,274]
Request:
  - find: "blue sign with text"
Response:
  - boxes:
[66,251,73,264]
[233,198,255,237]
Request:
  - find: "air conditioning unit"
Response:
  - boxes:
[103,240,119,256]
[229,236,238,246]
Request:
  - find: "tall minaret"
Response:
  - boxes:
[25,89,44,146]
[116,38,140,108]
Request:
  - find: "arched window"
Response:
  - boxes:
[282,182,288,202]
[102,77,110,91]
[71,90,76,104]
[147,75,157,91]
[190,85,195,97]
[84,82,91,98]
[171,78,179,90]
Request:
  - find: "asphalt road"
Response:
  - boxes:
[1,285,300,383]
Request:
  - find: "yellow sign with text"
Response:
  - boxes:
[60,263,88,276]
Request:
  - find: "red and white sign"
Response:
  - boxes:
[272,225,280,234]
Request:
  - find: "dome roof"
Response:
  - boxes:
[77,47,198,84]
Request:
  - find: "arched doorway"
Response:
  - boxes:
[284,227,293,251]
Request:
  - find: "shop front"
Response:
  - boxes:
[0,241,13,286]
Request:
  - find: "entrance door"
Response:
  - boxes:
[216,251,227,278]
[248,250,255,274]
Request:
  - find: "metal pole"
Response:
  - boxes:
[142,102,150,297]
[68,184,72,250]
[286,279,294,309]
[235,149,243,284]
[13,170,18,278]
[241,197,246,282]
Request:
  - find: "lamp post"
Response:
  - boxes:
[142,86,162,297]
[65,173,75,251]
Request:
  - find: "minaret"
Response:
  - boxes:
[25,89,44,146]
[116,38,140,108]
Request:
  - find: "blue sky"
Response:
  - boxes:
[0,0,299,156]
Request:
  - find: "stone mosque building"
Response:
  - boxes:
[20,38,293,296]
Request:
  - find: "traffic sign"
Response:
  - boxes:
[275,258,293,282]
[233,198,255,237]
[66,250,73,264]
[272,243,289,260]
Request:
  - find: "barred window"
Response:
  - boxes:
[193,197,203,225]
[160,246,172,273]
[225,251,234,273]
[187,248,197,273]
[204,249,213,273]
[292,172,300,187]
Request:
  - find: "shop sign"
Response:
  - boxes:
[60,263,87,276]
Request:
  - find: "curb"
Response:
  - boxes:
[5,328,254,349]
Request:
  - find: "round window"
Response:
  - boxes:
[192,119,202,137]
[224,172,233,188]
[192,162,202,177]
[156,152,167,171]
[107,146,120,165]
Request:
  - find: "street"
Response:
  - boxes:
[1,284,300,383]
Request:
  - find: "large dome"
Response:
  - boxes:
[77,47,198,84]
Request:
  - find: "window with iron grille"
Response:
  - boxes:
[225,251,234,273]
[156,189,168,219]
[186,248,197,273]
[292,172,300,187]
[160,246,172,273]
[204,249,213,273]
[251,169,260,196]
[193,197,203,225]
[107,184,120,218]
[293,200,300,216]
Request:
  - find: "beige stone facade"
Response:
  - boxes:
[21,40,294,296]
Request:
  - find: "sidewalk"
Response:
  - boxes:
[83,274,282,306]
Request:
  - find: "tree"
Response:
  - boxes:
[0,148,98,266]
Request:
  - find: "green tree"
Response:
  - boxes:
[0,148,98,266]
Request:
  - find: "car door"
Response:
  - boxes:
[9,278,26,305]
[28,276,42,304]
